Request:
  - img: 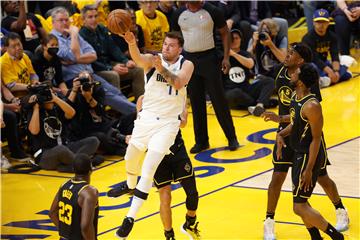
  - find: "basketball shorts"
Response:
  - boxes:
[292,144,328,203]
[154,143,194,189]
[129,111,180,154]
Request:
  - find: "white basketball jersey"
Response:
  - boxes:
[142,54,187,118]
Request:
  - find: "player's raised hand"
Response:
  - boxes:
[153,55,163,72]
[123,31,136,46]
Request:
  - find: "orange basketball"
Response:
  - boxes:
[107,9,132,35]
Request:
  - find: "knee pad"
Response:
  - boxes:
[134,188,148,200]
[125,144,144,175]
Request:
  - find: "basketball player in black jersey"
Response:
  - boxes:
[261,43,349,240]
[276,63,343,240]
[49,154,99,240]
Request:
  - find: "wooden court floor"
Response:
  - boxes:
[1,74,359,239]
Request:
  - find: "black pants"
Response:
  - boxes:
[2,109,23,156]
[184,49,237,145]
[225,75,275,108]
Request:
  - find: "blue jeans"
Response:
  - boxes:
[316,61,352,82]
[92,74,136,115]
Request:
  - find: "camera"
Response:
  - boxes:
[28,83,52,104]
[78,76,93,91]
[259,30,270,41]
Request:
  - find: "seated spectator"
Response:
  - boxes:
[32,34,68,96]
[302,9,352,87]
[1,33,39,96]
[79,5,144,99]
[136,0,169,53]
[224,29,273,113]
[67,71,133,156]
[1,86,30,163]
[111,8,145,57]
[157,1,177,26]
[1,28,10,55]
[50,7,136,115]
[1,0,47,53]
[247,18,285,116]
[333,0,360,55]
[26,84,100,172]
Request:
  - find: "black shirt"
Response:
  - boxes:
[270,63,322,130]
[223,50,253,90]
[27,106,69,153]
[2,13,43,52]
[302,29,340,70]
[111,25,145,55]
[32,50,64,87]
[289,94,318,153]
[58,179,99,240]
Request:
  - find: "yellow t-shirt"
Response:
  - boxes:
[136,10,169,52]
[1,52,36,86]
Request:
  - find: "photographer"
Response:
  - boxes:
[67,71,132,156]
[246,18,286,116]
[27,83,99,172]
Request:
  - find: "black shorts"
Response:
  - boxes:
[292,144,328,203]
[272,136,294,172]
[154,144,194,189]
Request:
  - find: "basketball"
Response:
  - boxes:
[107,9,132,35]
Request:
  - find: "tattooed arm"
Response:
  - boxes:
[153,55,194,90]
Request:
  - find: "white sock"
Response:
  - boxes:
[127,196,144,219]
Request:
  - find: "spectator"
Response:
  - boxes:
[26,85,100,172]
[112,9,145,58]
[333,0,360,55]
[224,29,273,112]
[1,0,47,53]
[237,1,272,28]
[31,34,68,96]
[1,33,39,95]
[157,1,177,26]
[247,18,285,116]
[302,9,352,87]
[1,28,10,55]
[50,7,136,115]
[173,1,239,153]
[1,86,30,163]
[79,5,145,99]
[67,71,132,156]
[136,0,169,53]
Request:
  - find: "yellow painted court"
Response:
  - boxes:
[1,72,359,239]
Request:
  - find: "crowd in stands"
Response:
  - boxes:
[1,0,358,171]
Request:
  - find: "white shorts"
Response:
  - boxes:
[129,111,180,154]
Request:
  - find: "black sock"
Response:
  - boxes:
[307,227,322,240]
[325,223,344,240]
[266,212,275,220]
[185,215,196,227]
[164,228,175,239]
[334,200,345,210]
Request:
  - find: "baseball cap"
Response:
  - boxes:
[313,9,330,22]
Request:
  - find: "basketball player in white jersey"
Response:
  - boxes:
[110,30,194,239]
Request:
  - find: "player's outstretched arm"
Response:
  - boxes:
[79,186,98,240]
[122,31,153,72]
[49,191,60,228]
[154,56,194,90]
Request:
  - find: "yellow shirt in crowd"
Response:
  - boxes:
[1,52,36,86]
[136,9,169,52]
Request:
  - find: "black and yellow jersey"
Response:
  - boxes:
[58,179,99,240]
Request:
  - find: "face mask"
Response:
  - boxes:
[47,47,59,56]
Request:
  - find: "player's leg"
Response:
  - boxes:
[318,166,349,231]
[159,185,175,240]
[264,142,292,240]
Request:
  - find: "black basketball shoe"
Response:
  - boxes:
[107,183,134,198]
[115,217,134,239]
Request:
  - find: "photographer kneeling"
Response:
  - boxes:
[67,72,133,156]
[27,83,100,172]
[247,18,287,116]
